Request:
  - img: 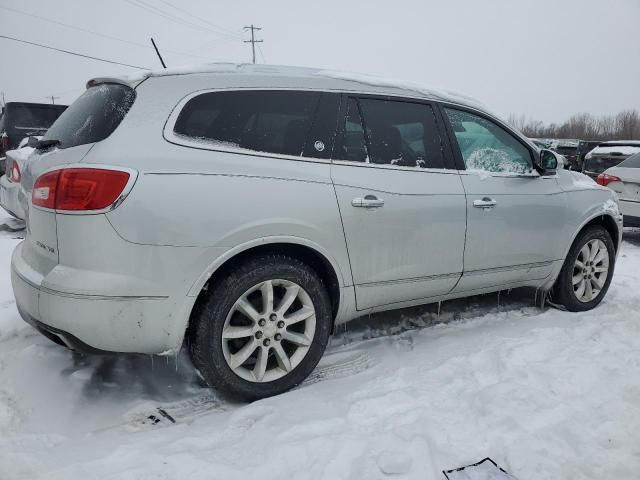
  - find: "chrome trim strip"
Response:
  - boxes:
[359,272,460,288]
[464,261,554,276]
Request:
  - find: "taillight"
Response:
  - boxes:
[0,133,8,151]
[32,168,131,211]
[8,162,20,183]
[596,173,622,187]
[32,170,59,209]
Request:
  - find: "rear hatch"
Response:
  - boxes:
[583,143,640,178]
[607,154,640,203]
[20,83,136,278]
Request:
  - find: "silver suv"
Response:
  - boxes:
[11,64,623,400]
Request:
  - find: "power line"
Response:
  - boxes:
[124,0,241,41]
[0,5,212,61]
[0,34,149,69]
[155,0,244,39]
[257,43,267,64]
[244,24,263,65]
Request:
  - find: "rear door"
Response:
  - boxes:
[331,95,466,310]
[441,106,567,293]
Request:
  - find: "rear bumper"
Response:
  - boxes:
[11,241,187,354]
[620,200,640,227]
[623,215,640,228]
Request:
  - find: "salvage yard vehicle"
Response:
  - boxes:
[582,141,640,180]
[0,102,67,174]
[10,64,623,400]
[0,142,38,220]
[598,153,640,227]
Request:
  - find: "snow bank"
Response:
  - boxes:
[1,224,640,479]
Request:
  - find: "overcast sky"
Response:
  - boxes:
[1,0,638,124]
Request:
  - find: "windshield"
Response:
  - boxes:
[42,83,135,149]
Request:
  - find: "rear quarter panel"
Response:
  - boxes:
[85,76,353,289]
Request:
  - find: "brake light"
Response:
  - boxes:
[1,133,8,151]
[8,162,20,183]
[32,170,59,209]
[596,173,622,187]
[32,168,131,211]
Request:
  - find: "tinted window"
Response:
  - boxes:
[174,90,321,157]
[9,105,66,130]
[619,153,640,168]
[43,84,135,149]
[445,108,532,174]
[337,97,446,168]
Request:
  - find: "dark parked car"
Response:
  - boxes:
[577,140,600,170]
[582,141,640,180]
[0,102,67,173]
[553,140,580,170]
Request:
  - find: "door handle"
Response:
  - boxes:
[473,197,497,209]
[352,195,384,208]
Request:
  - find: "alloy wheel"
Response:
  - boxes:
[221,279,316,382]
[572,239,609,303]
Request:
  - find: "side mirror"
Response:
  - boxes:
[537,149,558,175]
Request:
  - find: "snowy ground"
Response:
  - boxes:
[1,219,640,480]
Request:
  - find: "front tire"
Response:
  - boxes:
[188,254,332,401]
[552,225,615,312]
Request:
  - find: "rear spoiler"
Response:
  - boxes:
[86,74,150,90]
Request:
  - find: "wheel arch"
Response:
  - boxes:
[543,212,621,292]
[184,238,345,341]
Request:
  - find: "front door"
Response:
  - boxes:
[331,96,466,310]
[441,107,567,292]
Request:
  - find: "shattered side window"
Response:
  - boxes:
[444,108,532,174]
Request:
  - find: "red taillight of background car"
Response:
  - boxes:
[596,173,622,187]
[0,132,8,151]
[8,162,21,183]
[32,168,130,211]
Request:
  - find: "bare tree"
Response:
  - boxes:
[511,109,640,140]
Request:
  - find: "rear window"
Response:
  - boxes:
[618,153,640,168]
[42,84,135,149]
[584,156,624,174]
[8,105,65,131]
[173,90,322,157]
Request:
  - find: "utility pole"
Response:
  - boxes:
[243,24,263,64]
[1,91,5,108]
[46,95,60,104]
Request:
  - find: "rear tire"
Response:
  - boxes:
[552,225,615,312]
[188,254,332,401]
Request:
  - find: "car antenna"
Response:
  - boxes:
[150,37,167,69]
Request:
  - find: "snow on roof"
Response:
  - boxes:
[88,63,485,109]
[592,145,640,155]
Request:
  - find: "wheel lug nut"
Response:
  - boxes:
[258,319,266,326]
[263,338,271,347]
[275,333,282,341]
[255,331,263,339]
[277,321,285,328]
[270,313,278,322]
